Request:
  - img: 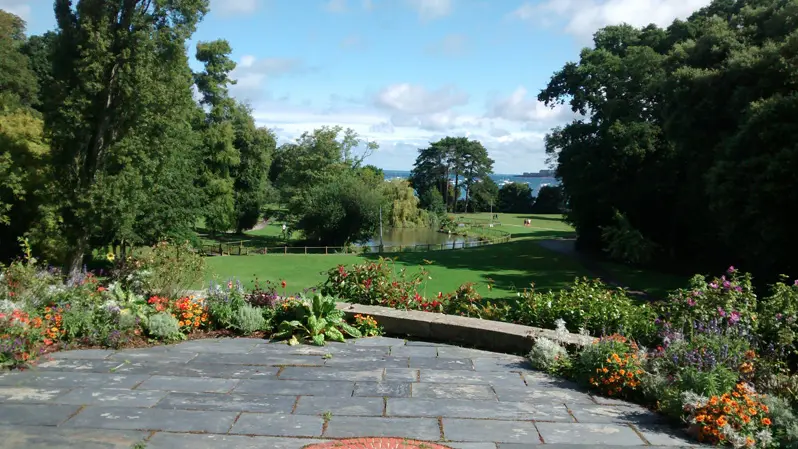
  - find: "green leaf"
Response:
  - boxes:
[311,334,326,346]
[288,335,300,346]
[325,327,345,343]
[339,322,362,338]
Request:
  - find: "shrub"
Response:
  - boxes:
[205,280,247,330]
[512,278,655,343]
[682,383,774,447]
[761,395,798,449]
[115,241,205,298]
[231,304,267,334]
[273,293,361,346]
[146,312,182,341]
[575,334,645,399]
[757,276,798,358]
[528,337,571,376]
[321,258,429,308]
[442,282,484,317]
[0,308,43,368]
[172,296,208,333]
[662,267,757,337]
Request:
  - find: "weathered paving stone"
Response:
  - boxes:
[389,398,573,421]
[34,359,124,373]
[568,405,663,425]
[63,406,237,433]
[0,386,69,402]
[353,382,411,398]
[109,349,198,363]
[471,357,533,372]
[436,347,511,359]
[419,370,526,386]
[443,417,541,444]
[279,367,384,382]
[535,422,646,445]
[323,356,410,369]
[318,346,392,356]
[405,340,449,347]
[149,364,278,379]
[53,388,168,407]
[229,412,323,437]
[389,345,438,357]
[234,379,355,397]
[590,395,639,406]
[136,375,239,393]
[146,432,328,449]
[352,337,407,346]
[384,368,419,381]
[47,349,114,360]
[412,383,497,400]
[191,353,324,366]
[0,404,81,426]
[494,385,595,405]
[0,425,147,449]
[447,443,500,449]
[0,371,150,389]
[154,392,296,413]
[294,396,384,416]
[498,445,656,449]
[323,416,441,440]
[409,357,473,370]
[167,340,258,354]
[634,424,701,447]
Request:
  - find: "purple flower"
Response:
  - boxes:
[794,279,798,287]
[734,286,742,293]
[687,298,696,307]
[776,313,783,320]
[718,307,727,317]
[729,311,741,324]
[727,266,736,273]
[709,282,719,289]
[722,281,731,289]
[692,290,702,296]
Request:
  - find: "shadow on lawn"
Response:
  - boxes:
[362,236,587,296]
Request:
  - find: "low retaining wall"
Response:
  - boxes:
[335,302,593,354]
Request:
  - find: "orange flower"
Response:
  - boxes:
[761,417,771,426]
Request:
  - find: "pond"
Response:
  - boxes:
[360,227,480,250]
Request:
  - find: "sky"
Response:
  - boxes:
[3,0,711,173]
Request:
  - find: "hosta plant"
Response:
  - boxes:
[273,293,361,346]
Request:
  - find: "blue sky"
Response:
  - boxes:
[4,0,710,173]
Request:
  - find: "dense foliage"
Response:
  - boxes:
[540,0,798,280]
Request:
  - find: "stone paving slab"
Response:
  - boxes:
[354,381,412,398]
[389,398,574,421]
[323,416,441,440]
[0,425,147,449]
[0,371,150,389]
[0,338,704,447]
[234,378,356,397]
[135,375,240,393]
[154,392,297,413]
[53,388,168,407]
[62,406,237,433]
[0,404,81,426]
[146,432,328,449]
[229,412,323,437]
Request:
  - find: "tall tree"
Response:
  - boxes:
[468,177,499,213]
[46,0,208,274]
[498,182,534,214]
[0,10,38,110]
[231,103,276,233]
[194,39,239,234]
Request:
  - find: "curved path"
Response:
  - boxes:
[0,337,697,448]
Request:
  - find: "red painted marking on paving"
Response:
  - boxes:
[304,438,452,449]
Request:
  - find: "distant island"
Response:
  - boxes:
[514,170,554,178]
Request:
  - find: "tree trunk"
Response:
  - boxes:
[464,183,471,213]
[66,233,89,280]
[453,173,460,213]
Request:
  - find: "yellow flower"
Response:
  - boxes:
[106,252,115,262]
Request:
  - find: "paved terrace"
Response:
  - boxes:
[0,337,699,448]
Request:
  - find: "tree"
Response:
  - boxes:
[231,103,276,233]
[46,0,209,274]
[498,183,534,213]
[530,185,564,214]
[419,188,447,218]
[0,10,38,109]
[382,179,428,228]
[410,136,493,213]
[468,177,499,213]
[194,39,239,234]
[293,174,382,246]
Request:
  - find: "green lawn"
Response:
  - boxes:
[202,212,690,300]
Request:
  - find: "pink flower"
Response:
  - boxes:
[729,311,741,324]
[687,298,696,307]
[718,307,726,317]
[709,282,719,289]
[722,281,731,289]
[727,266,736,273]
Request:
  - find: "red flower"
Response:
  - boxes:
[281,280,287,289]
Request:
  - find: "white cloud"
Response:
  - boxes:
[212,0,261,15]
[0,0,31,19]
[510,0,712,42]
[407,0,453,21]
[375,83,468,115]
[486,86,573,127]
[324,0,347,13]
[425,34,468,57]
[230,56,309,101]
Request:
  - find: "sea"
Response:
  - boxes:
[381,170,557,195]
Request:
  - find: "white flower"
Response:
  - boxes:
[554,319,567,336]
[546,300,552,308]
[0,299,19,313]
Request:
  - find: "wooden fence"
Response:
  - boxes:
[201,234,511,256]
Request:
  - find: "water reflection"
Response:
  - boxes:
[360,227,479,249]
